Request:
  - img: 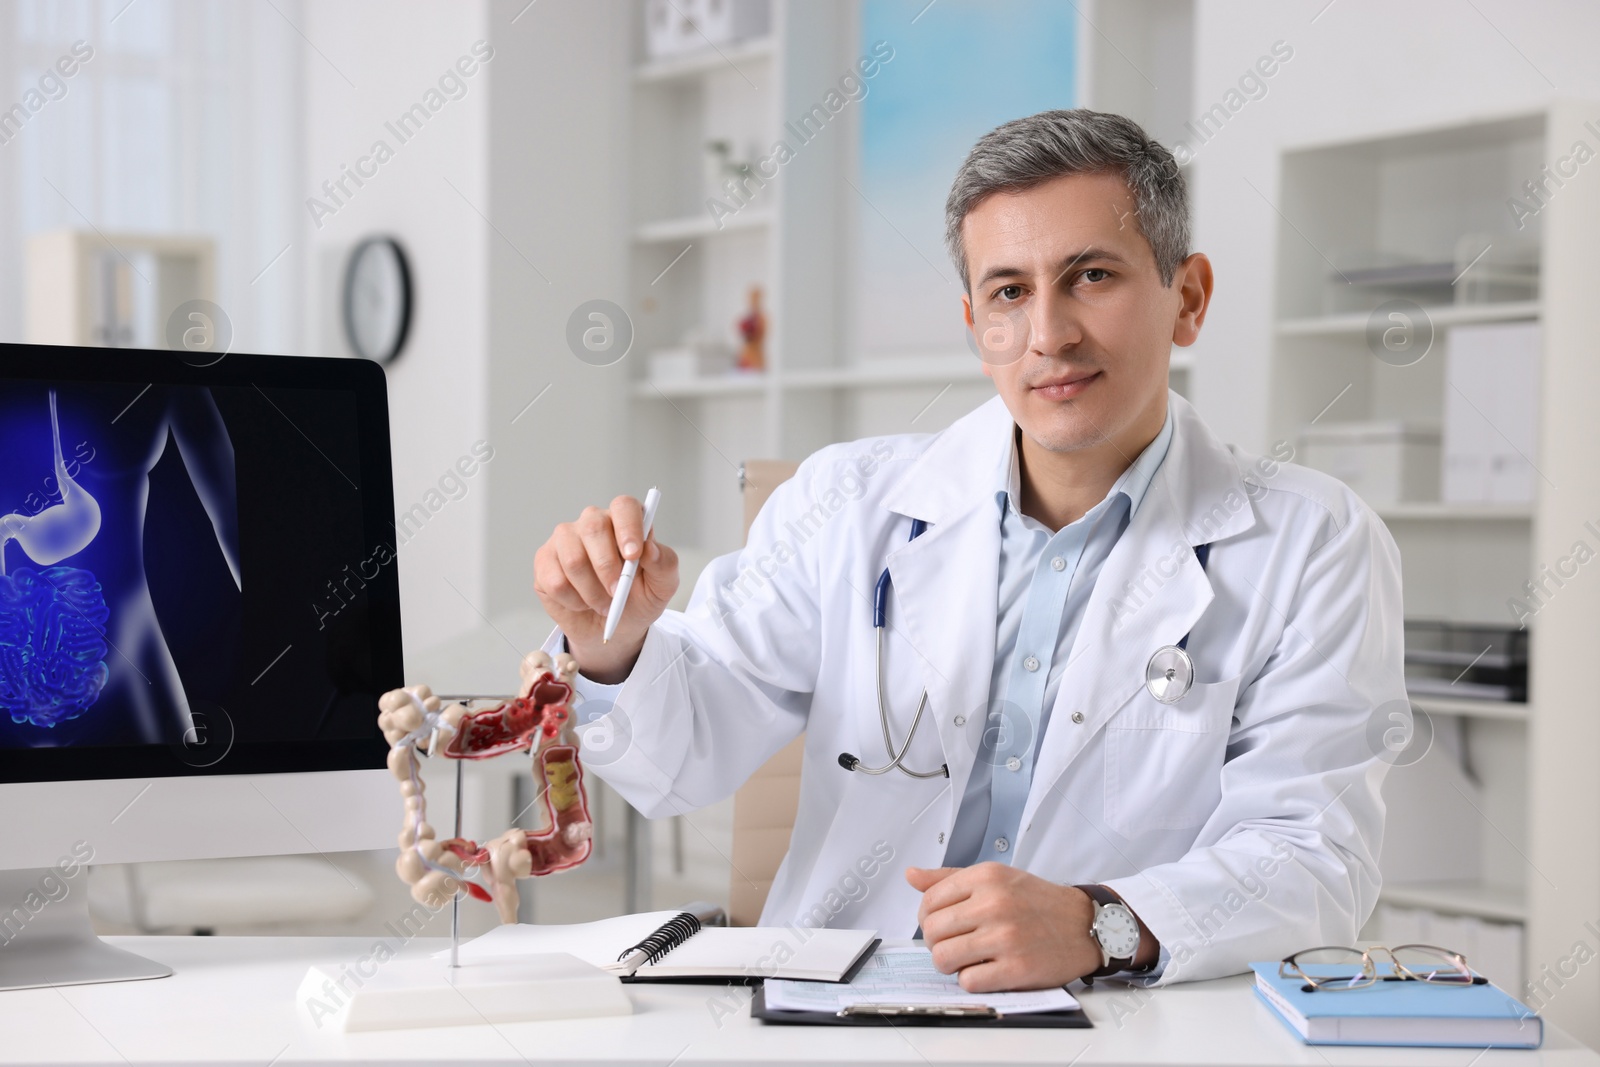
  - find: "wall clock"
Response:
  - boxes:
[342,236,412,364]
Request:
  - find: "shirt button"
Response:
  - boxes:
[1023,655,1040,672]
[993,837,1010,853]
[953,715,966,727]
[1071,711,1085,724]
[1005,756,1022,771]
[1051,556,1066,571]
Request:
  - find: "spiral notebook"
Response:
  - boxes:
[456,909,880,984]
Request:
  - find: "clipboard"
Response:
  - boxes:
[750,986,1093,1028]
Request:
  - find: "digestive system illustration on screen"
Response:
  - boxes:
[0,387,241,743]
[0,391,111,729]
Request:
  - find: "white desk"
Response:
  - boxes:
[2,936,1594,1066]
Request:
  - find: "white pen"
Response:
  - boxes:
[603,486,661,644]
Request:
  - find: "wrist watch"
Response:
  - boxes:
[1075,884,1149,980]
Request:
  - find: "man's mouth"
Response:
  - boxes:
[1028,370,1100,401]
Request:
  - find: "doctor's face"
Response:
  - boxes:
[960,171,1211,456]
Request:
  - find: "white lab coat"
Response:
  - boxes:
[550,392,1403,984]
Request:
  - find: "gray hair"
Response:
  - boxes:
[944,108,1189,290]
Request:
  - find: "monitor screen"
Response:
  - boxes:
[0,345,401,783]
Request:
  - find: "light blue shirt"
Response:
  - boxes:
[942,411,1174,869]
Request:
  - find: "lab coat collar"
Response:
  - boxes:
[881,394,1015,526]
[883,390,1245,545]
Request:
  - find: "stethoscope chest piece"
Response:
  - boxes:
[1145,645,1195,705]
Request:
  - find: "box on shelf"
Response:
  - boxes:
[1404,620,1528,702]
[644,0,770,59]
[1299,421,1440,507]
[647,343,734,385]
[1321,233,1539,315]
[1443,321,1540,506]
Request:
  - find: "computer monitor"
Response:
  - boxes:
[0,344,403,990]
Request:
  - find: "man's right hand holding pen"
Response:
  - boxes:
[534,494,679,685]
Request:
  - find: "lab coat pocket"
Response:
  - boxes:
[1103,674,1242,837]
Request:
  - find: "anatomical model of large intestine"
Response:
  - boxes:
[0,391,109,727]
[377,651,593,923]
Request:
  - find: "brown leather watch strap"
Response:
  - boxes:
[1077,883,1120,909]
[1075,883,1153,979]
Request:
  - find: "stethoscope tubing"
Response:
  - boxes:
[847,514,1213,774]
[845,518,946,778]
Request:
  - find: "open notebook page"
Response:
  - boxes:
[448,915,875,980]
[633,926,877,980]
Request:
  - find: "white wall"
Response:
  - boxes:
[481,0,632,623]
[302,0,492,659]
[1184,0,1600,454]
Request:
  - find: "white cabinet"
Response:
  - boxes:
[1265,107,1600,1031]
[24,230,215,348]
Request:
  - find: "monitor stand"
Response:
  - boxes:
[0,868,172,990]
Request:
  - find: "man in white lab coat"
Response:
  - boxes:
[535,109,1404,990]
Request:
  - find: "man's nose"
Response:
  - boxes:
[1026,288,1084,357]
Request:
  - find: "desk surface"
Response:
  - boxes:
[0,936,1593,1067]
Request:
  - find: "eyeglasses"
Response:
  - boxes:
[1279,945,1488,993]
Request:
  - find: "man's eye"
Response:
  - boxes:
[1081,269,1110,284]
[995,284,1023,301]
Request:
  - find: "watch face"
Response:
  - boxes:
[1094,902,1142,958]
[343,237,411,363]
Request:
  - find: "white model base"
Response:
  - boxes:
[296,952,633,1032]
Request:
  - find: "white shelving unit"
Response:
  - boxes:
[24,230,215,347]
[1276,299,1542,337]
[1408,694,1530,724]
[621,0,1199,558]
[1265,107,1600,1022]
[1376,503,1534,523]
[633,34,776,84]
[633,209,773,244]
[623,0,838,556]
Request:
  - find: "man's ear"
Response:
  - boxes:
[962,292,995,381]
[1171,252,1214,348]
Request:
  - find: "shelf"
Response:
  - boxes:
[634,36,774,84]
[1379,880,1528,923]
[1408,694,1530,722]
[633,373,768,399]
[1276,300,1541,337]
[783,355,986,390]
[633,209,772,244]
[1376,503,1533,522]
[632,350,1197,399]
[782,349,1193,390]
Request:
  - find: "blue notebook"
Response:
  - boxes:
[1251,962,1542,1048]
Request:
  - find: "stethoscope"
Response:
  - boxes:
[1143,542,1211,705]
[837,518,1214,778]
[837,518,950,779]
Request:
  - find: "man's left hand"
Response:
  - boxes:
[906,863,1104,992]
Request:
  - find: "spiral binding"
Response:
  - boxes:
[617,911,703,966]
